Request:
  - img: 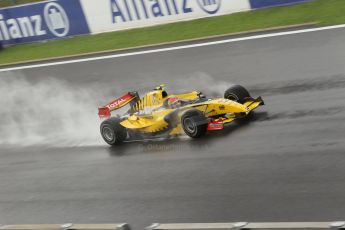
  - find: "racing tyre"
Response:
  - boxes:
[224,85,251,104]
[100,117,127,145]
[181,109,208,138]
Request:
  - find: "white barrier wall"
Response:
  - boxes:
[0,0,309,46]
[80,0,251,34]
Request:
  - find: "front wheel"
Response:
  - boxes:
[224,85,251,104]
[100,118,127,145]
[181,109,208,138]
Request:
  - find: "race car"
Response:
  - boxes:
[98,84,264,146]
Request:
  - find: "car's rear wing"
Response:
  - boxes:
[98,92,138,119]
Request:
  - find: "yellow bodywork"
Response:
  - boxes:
[119,89,263,135]
[132,90,200,111]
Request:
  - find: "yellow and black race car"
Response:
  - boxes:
[98,84,264,145]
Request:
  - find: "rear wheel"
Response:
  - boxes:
[224,85,250,104]
[181,109,208,138]
[100,118,127,145]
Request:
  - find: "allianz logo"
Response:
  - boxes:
[0,2,69,41]
[111,0,222,24]
[198,0,221,14]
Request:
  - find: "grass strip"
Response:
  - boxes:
[0,0,43,8]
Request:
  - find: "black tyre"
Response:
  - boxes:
[181,109,208,138]
[100,117,127,145]
[224,85,251,104]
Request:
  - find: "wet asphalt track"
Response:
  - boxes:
[1,27,345,228]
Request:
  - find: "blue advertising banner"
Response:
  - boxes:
[0,0,90,46]
[249,0,308,9]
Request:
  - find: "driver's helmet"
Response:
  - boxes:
[167,97,182,108]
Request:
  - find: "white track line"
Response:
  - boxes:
[1,24,345,72]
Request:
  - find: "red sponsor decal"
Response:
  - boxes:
[207,119,224,131]
[98,93,135,119]
[105,93,134,111]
